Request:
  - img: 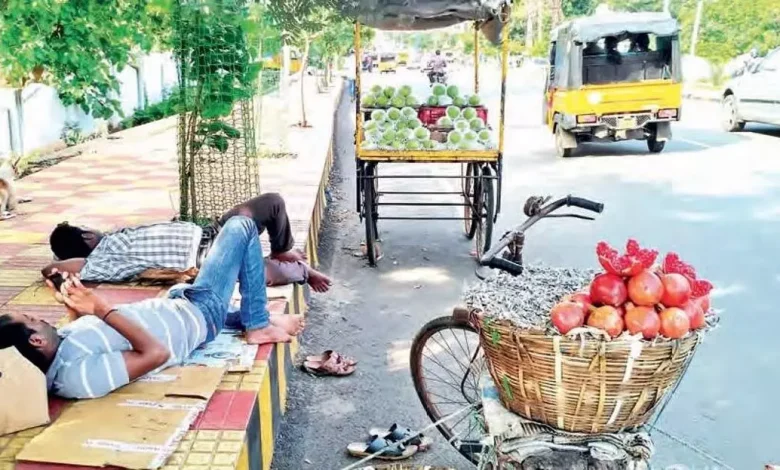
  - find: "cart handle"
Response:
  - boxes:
[479,195,604,275]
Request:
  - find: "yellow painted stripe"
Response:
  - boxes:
[259,369,274,470]
[237,439,250,470]
[276,343,287,412]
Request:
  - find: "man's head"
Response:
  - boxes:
[49,222,103,260]
[0,313,60,372]
[635,34,649,50]
[605,36,619,51]
[435,49,441,56]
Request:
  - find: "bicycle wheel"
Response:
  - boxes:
[462,163,478,239]
[410,315,486,464]
[363,163,378,266]
[474,166,495,259]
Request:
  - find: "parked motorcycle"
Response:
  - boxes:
[422,67,447,85]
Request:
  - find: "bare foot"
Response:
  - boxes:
[269,314,306,335]
[307,268,332,293]
[245,324,292,345]
[271,249,307,263]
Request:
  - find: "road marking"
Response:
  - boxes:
[676,137,712,149]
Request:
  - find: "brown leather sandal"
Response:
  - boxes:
[301,350,357,376]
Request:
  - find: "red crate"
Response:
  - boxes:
[418,106,488,127]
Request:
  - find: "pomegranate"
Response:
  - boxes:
[681,300,706,330]
[627,270,664,306]
[587,306,625,337]
[694,295,711,314]
[564,292,593,312]
[597,239,658,277]
[662,252,713,298]
[589,273,628,307]
[660,273,691,307]
[551,301,586,334]
[624,305,661,339]
[659,307,690,339]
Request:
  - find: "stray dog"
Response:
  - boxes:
[0,156,20,218]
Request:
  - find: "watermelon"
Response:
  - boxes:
[469,117,485,130]
[464,130,478,142]
[363,94,376,108]
[376,95,389,108]
[370,109,386,122]
[405,96,418,106]
[406,118,422,130]
[446,85,459,99]
[422,139,436,150]
[414,127,430,140]
[382,129,397,142]
[453,96,466,107]
[383,86,396,98]
[437,116,453,128]
[402,107,417,118]
[432,84,446,96]
[454,119,470,131]
[438,96,453,106]
[371,85,383,95]
[462,107,477,120]
[426,95,439,106]
[386,107,402,121]
[398,85,413,97]
[447,131,462,144]
[406,140,421,150]
[446,106,461,120]
[478,130,491,142]
[468,94,481,106]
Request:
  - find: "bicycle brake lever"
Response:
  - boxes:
[545,213,596,220]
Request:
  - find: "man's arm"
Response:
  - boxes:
[54,276,171,381]
[42,259,86,278]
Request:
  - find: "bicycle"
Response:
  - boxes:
[409,195,604,465]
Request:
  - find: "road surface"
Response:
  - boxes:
[273,65,780,470]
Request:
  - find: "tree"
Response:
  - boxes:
[0,0,170,119]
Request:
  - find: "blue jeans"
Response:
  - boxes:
[170,216,268,342]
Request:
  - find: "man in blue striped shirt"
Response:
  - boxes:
[0,216,302,399]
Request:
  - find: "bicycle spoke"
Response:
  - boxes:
[421,366,467,396]
[422,346,467,385]
[430,332,471,374]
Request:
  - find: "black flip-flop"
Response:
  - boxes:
[347,435,418,460]
[368,424,433,451]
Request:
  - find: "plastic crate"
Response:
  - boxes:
[418,106,488,127]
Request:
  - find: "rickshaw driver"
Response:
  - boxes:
[427,50,447,84]
[604,36,622,64]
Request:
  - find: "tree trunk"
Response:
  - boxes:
[536,0,544,44]
[526,8,534,50]
[299,37,310,127]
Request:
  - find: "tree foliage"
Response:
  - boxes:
[0,0,169,119]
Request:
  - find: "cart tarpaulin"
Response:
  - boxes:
[341,0,510,44]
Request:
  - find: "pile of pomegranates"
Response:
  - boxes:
[550,239,713,340]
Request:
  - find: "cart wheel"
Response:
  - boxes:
[462,163,478,239]
[474,166,495,260]
[410,315,486,464]
[363,163,378,266]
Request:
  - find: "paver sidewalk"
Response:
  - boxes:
[0,81,343,470]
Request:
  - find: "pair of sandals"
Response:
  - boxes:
[301,350,357,376]
[347,424,432,461]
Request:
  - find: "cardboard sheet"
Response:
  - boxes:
[16,394,205,469]
[0,347,50,436]
[183,330,258,372]
[16,366,225,469]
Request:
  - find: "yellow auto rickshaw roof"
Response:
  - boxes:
[552,11,679,43]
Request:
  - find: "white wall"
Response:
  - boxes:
[0,52,178,158]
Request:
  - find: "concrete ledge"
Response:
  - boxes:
[0,82,344,470]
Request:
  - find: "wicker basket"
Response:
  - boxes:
[478,316,703,433]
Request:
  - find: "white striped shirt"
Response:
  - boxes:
[45,297,207,399]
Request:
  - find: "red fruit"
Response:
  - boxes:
[551,301,586,334]
[681,301,706,330]
[659,307,690,339]
[564,292,593,311]
[596,239,658,277]
[587,306,625,338]
[627,270,664,306]
[590,273,628,307]
[660,273,691,307]
[662,252,713,298]
[624,305,661,339]
[694,295,711,313]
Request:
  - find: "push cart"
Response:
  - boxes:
[353,3,512,266]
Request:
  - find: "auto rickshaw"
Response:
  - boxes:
[398,51,409,66]
[378,52,398,73]
[543,12,683,158]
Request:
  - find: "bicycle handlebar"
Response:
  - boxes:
[566,196,604,214]
[485,256,524,276]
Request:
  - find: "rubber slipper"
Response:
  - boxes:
[368,424,433,451]
[347,435,418,460]
[0,212,16,221]
[305,350,357,367]
[301,353,356,377]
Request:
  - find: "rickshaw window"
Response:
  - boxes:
[582,33,674,85]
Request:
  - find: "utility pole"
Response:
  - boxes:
[526,4,534,49]
[690,0,704,56]
[663,0,671,13]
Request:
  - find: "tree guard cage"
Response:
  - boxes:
[174,0,260,223]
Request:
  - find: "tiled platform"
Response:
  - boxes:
[0,83,342,470]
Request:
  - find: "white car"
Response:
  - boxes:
[721,48,780,131]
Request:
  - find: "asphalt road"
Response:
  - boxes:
[273,66,780,470]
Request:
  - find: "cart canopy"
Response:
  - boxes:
[553,12,679,44]
[342,0,510,44]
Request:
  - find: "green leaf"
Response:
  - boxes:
[501,375,514,400]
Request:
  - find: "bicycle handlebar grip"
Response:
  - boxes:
[567,196,604,214]
[485,257,524,276]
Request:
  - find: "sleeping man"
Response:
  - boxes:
[0,216,301,399]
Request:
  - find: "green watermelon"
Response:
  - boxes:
[446,85,459,99]
[426,95,439,106]
[432,84,446,96]
[462,107,477,120]
[383,86,396,98]
[398,85,412,97]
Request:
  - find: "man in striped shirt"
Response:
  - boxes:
[0,216,302,399]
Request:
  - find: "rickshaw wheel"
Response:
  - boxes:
[410,315,486,465]
[554,127,574,158]
[462,163,478,239]
[647,136,666,153]
[363,163,378,266]
[475,166,495,259]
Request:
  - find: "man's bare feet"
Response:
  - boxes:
[269,314,306,335]
[307,267,332,293]
[245,324,292,345]
[271,249,307,263]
